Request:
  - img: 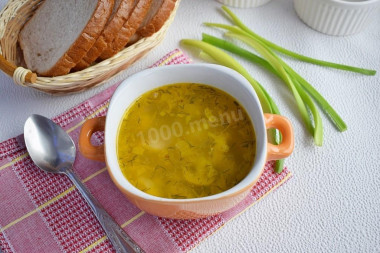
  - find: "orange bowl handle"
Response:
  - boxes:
[79,116,106,162]
[264,113,294,161]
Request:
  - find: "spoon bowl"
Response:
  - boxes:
[24,114,75,173]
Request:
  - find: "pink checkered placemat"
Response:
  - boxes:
[0,49,292,253]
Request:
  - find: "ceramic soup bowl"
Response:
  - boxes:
[78,64,294,219]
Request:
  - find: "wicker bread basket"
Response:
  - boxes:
[0,0,180,95]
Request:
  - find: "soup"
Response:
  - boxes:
[117,83,256,199]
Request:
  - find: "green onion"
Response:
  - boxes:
[202,33,277,76]
[293,78,323,146]
[259,82,282,146]
[201,33,346,132]
[274,158,285,174]
[281,60,346,132]
[219,6,376,76]
[226,32,319,141]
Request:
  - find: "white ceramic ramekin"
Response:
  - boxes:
[294,0,380,36]
[216,0,272,8]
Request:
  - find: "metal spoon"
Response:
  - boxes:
[24,114,143,253]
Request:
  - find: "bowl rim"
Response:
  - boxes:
[104,63,268,203]
[310,0,380,6]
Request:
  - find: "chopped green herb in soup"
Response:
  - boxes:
[117,83,256,199]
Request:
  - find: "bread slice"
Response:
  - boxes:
[137,0,176,37]
[74,0,135,71]
[127,0,162,45]
[19,0,114,77]
[128,0,176,45]
[99,0,152,60]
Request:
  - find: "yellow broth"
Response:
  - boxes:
[117,83,256,199]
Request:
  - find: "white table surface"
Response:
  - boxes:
[1,0,380,252]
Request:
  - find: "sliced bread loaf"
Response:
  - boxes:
[99,0,152,60]
[19,0,114,76]
[74,0,135,71]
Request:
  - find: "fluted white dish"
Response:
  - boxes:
[294,0,380,36]
[216,0,272,8]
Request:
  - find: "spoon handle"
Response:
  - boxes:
[66,167,143,253]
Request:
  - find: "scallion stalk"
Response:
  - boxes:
[202,33,277,76]
[220,6,376,76]
[202,33,346,132]
[282,61,347,132]
[226,32,318,140]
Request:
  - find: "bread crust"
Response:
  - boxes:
[39,0,114,76]
[74,0,134,71]
[99,0,152,60]
[137,0,176,37]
